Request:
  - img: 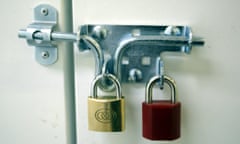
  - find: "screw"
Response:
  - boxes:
[41,51,49,59]
[164,26,181,36]
[41,8,48,16]
[92,26,108,40]
[128,68,143,82]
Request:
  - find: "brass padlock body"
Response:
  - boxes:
[88,74,125,132]
[88,96,125,132]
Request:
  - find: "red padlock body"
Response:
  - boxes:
[142,100,181,140]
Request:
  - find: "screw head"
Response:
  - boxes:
[128,68,143,82]
[41,51,49,59]
[41,8,48,16]
[92,26,108,40]
[164,26,181,36]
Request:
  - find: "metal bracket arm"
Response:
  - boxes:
[18,4,205,91]
[79,25,204,89]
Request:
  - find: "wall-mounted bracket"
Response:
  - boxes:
[18,4,58,65]
[18,4,204,91]
[18,4,78,65]
[79,25,204,89]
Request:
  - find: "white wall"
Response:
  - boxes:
[0,0,75,144]
[1,0,240,144]
[74,0,240,144]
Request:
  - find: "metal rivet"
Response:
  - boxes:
[128,68,143,82]
[132,29,141,37]
[93,26,108,40]
[164,26,181,36]
[41,51,49,59]
[41,8,48,16]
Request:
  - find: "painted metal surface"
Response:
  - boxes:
[1,0,240,144]
[0,0,75,144]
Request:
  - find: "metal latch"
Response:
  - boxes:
[18,4,204,91]
[18,4,77,65]
[78,25,204,90]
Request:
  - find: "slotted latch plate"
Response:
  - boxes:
[79,25,204,84]
[27,4,58,65]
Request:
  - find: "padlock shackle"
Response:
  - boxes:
[145,75,176,104]
[91,74,122,99]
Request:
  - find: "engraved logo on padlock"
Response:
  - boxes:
[95,108,117,123]
[142,75,181,140]
[88,74,125,132]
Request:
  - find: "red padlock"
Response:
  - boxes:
[142,75,181,140]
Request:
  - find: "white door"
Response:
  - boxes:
[74,0,240,144]
[0,0,75,144]
[1,0,240,144]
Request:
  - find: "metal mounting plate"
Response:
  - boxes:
[79,25,203,84]
[28,4,57,65]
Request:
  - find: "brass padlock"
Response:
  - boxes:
[88,74,125,132]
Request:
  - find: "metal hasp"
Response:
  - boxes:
[79,25,204,85]
[18,4,58,65]
[18,4,77,65]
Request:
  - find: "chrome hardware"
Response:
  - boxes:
[18,4,204,90]
[18,4,78,65]
[18,4,58,65]
[79,25,204,87]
